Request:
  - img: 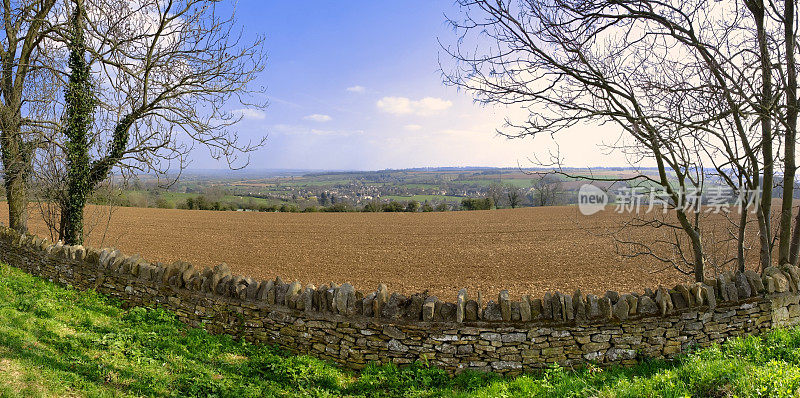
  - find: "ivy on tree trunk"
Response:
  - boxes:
[60,0,96,246]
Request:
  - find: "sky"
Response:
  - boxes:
[195,1,626,171]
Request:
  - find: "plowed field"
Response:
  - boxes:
[2,204,709,299]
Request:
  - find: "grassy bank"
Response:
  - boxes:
[1,264,800,397]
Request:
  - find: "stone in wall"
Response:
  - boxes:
[638,295,658,315]
[598,296,612,320]
[406,292,426,321]
[422,296,437,321]
[456,289,468,323]
[612,298,629,321]
[483,300,501,321]
[465,299,479,321]
[382,293,406,320]
[586,294,599,319]
[605,290,619,303]
[655,287,673,316]
[499,290,511,321]
[745,270,765,293]
[374,283,389,316]
[520,295,532,322]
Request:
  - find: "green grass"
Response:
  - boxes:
[278,179,353,187]
[126,190,286,209]
[499,179,536,188]
[383,195,464,203]
[451,178,536,188]
[152,191,276,206]
[2,263,800,397]
[450,179,499,187]
[219,194,274,206]
[398,183,437,189]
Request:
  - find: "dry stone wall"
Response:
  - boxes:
[2,227,800,375]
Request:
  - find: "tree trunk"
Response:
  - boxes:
[779,0,798,265]
[676,210,705,282]
[691,232,704,282]
[791,207,800,265]
[5,168,28,234]
[0,112,31,235]
[784,0,800,266]
[738,209,747,273]
[757,209,771,271]
[59,126,90,245]
[59,194,86,245]
[748,1,774,270]
[59,0,93,246]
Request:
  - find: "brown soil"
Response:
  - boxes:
[2,204,710,300]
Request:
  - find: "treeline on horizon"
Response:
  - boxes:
[97,191,534,213]
[180,196,498,213]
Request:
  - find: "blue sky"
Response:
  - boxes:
[196,1,622,171]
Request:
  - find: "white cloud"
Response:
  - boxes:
[376,97,412,115]
[304,114,332,122]
[272,124,360,137]
[376,96,453,116]
[404,124,422,131]
[232,108,266,120]
[346,85,366,93]
[310,129,364,136]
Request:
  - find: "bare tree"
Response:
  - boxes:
[440,0,790,281]
[487,182,506,208]
[571,0,798,270]
[0,0,63,233]
[782,0,800,265]
[45,0,267,244]
[506,184,522,208]
[530,175,562,207]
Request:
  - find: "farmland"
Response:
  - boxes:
[112,167,664,212]
[0,203,706,298]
